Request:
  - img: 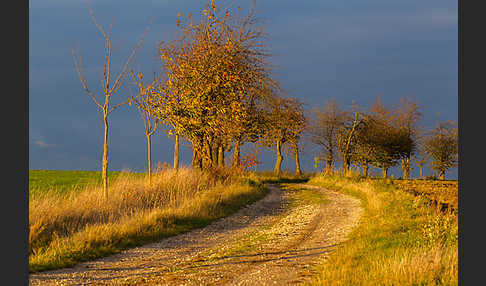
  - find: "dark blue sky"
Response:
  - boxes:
[29,0,458,179]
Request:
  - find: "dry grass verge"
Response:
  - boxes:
[29,167,267,273]
[307,174,458,285]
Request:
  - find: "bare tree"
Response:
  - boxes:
[71,4,148,198]
[130,72,160,184]
[309,98,346,174]
[336,107,362,174]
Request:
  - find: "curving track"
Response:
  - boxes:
[30,183,362,286]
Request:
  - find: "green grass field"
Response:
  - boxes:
[29,170,143,198]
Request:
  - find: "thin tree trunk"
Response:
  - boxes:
[233,140,241,169]
[218,145,224,167]
[274,140,283,175]
[192,144,202,169]
[192,147,197,169]
[204,140,214,169]
[147,134,152,184]
[201,142,207,169]
[402,157,410,179]
[419,166,423,178]
[200,140,209,169]
[325,150,333,174]
[295,144,302,175]
[173,133,179,170]
[325,159,332,174]
[211,143,218,168]
[342,154,349,173]
[341,111,359,175]
[362,163,368,177]
[382,166,388,178]
[102,114,109,199]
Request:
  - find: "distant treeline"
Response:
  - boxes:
[308,96,457,180]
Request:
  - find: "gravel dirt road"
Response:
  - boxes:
[30,183,362,286]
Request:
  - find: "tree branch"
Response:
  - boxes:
[88,1,107,40]
[70,40,103,109]
[109,19,153,96]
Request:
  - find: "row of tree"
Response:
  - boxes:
[72,1,307,197]
[72,1,457,199]
[133,1,306,178]
[309,96,458,180]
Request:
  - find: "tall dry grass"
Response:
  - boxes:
[308,174,458,285]
[29,167,265,272]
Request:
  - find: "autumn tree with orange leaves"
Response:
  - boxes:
[262,95,306,176]
[155,0,276,171]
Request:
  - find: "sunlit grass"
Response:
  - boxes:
[29,167,269,273]
[307,174,458,285]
